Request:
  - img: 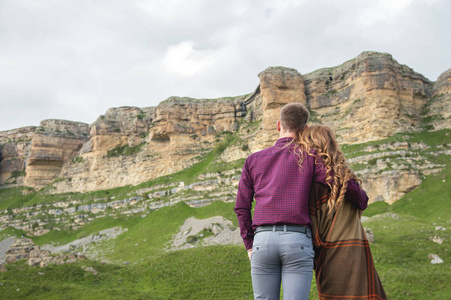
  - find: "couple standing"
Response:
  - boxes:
[234,103,386,300]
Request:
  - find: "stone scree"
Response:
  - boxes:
[4,238,86,268]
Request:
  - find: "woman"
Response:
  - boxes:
[297,125,386,300]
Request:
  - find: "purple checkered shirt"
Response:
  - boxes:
[234,137,368,250]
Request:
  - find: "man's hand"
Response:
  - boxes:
[247,249,252,261]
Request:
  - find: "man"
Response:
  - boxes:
[234,103,368,300]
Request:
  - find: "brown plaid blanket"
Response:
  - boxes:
[308,182,387,299]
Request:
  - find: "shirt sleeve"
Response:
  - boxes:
[234,158,255,250]
[312,150,369,210]
[345,178,369,210]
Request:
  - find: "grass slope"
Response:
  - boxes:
[1,201,253,299]
[1,129,450,299]
[360,167,451,299]
[0,246,253,299]
[363,215,450,299]
[390,166,451,223]
[341,129,451,158]
[2,178,449,299]
[85,201,239,263]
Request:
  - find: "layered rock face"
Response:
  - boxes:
[150,97,246,142]
[427,68,451,130]
[0,127,35,186]
[362,170,422,205]
[23,120,89,189]
[303,52,432,143]
[52,97,247,193]
[87,106,155,155]
[257,67,306,146]
[0,121,89,189]
[0,51,450,205]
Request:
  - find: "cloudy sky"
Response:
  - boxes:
[1,0,450,131]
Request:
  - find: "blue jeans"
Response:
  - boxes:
[251,228,314,300]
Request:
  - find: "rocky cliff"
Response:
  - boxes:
[0,127,35,186]
[52,97,247,193]
[428,68,451,130]
[0,51,450,207]
[304,52,433,143]
[24,120,89,189]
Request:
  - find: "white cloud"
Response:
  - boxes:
[163,41,217,76]
[360,0,414,26]
[0,0,450,131]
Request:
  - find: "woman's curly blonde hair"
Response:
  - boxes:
[295,124,362,212]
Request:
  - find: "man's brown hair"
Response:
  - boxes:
[280,103,310,133]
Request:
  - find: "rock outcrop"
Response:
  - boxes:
[24,120,89,189]
[303,52,432,143]
[427,68,451,130]
[52,97,247,193]
[0,127,35,186]
[150,96,246,143]
[0,51,450,206]
[361,170,422,205]
[257,67,306,146]
[0,120,89,189]
[4,238,87,268]
[169,216,242,251]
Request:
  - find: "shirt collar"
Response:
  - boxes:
[275,137,295,146]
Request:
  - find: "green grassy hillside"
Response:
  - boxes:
[361,169,450,299]
[1,129,450,299]
[1,246,253,299]
[80,201,239,264]
[1,200,254,299]
[1,180,449,300]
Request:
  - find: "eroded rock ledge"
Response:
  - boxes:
[0,51,449,204]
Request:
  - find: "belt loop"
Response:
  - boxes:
[272,225,276,232]
[283,225,287,232]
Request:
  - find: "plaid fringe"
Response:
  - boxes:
[309,183,387,300]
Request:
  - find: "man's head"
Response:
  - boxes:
[278,103,310,134]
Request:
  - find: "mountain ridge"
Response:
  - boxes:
[1,51,450,203]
